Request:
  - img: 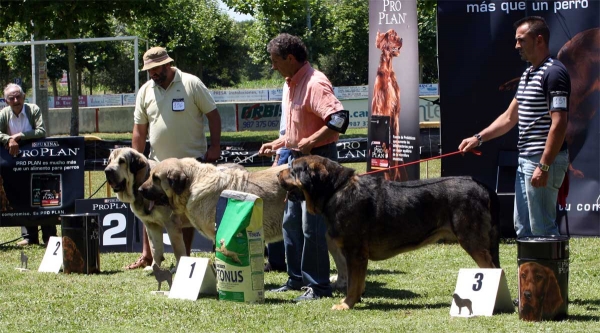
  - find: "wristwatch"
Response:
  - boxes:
[473,134,482,147]
[538,163,550,172]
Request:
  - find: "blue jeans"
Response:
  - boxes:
[282,143,336,296]
[514,150,569,238]
[267,148,291,270]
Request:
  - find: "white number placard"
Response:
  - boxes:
[38,236,63,273]
[169,257,217,301]
[450,268,514,317]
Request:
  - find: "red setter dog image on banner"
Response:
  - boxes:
[372,29,407,181]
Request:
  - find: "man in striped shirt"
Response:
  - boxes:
[459,16,570,238]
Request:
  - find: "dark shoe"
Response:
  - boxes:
[293,287,321,302]
[264,262,287,273]
[124,255,152,270]
[269,284,297,293]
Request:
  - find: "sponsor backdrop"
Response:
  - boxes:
[75,198,213,253]
[368,0,421,181]
[438,1,599,236]
[0,137,85,227]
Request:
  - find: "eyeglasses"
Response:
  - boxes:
[5,95,21,101]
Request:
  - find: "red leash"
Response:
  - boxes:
[360,150,482,176]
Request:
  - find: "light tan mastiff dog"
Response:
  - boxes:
[138,157,348,289]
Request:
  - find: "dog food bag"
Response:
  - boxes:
[215,190,265,303]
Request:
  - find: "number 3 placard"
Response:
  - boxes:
[169,257,217,301]
[450,268,514,317]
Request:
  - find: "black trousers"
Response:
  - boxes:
[21,225,57,244]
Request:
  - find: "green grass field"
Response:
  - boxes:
[1,231,599,332]
[3,131,597,331]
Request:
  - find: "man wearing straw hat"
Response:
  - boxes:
[125,46,222,270]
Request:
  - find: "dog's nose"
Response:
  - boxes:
[524,291,532,300]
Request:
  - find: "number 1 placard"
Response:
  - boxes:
[169,257,217,301]
[450,268,514,317]
[38,236,63,273]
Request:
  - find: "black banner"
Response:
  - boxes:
[82,132,440,171]
[75,197,214,253]
[438,1,600,236]
[0,137,85,227]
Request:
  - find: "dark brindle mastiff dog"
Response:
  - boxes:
[278,155,500,310]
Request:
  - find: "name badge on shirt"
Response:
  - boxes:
[172,98,185,112]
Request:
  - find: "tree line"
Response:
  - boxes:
[0,0,437,133]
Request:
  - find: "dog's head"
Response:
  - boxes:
[376,29,403,58]
[138,158,189,212]
[277,155,355,215]
[519,262,563,321]
[104,148,149,202]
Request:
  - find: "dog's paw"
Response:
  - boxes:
[332,303,350,310]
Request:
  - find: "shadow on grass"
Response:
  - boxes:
[360,299,448,311]
[367,268,405,276]
[562,314,600,321]
[363,281,421,299]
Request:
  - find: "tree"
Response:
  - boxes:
[128,0,246,87]
[417,0,438,83]
[0,1,155,135]
[223,0,333,69]
[319,0,369,86]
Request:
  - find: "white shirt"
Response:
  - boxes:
[276,82,289,154]
[8,106,32,136]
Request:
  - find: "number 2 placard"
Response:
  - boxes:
[169,257,217,301]
[38,236,63,273]
[450,268,514,317]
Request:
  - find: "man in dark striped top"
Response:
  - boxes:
[459,16,570,238]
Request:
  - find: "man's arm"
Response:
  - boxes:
[459,98,519,152]
[132,123,148,153]
[297,126,338,155]
[19,104,46,141]
[204,109,221,162]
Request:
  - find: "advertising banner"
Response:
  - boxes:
[75,197,213,253]
[0,137,85,227]
[438,1,600,236]
[54,96,88,108]
[367,0,421,181]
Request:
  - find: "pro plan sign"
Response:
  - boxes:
[75,197,135,252]
[75,197,214,253]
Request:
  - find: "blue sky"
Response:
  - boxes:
[218,0,254,21]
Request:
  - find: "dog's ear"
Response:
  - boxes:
[129,152,147,175]
[375,31,387,49]
[167,169,188,195]
[542,266,563,315]
[308,162,329,181]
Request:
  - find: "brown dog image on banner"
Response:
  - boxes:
[519,262,563,321]
[278,155,501,310]
[372,29,407,182]
[0,175,12,211]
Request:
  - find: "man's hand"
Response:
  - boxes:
[531,167,548,188]
[297,138,315,155]
[7,137,20,157]
[204,145,221,163]
[458,136,479,153]
[259,142,277,156]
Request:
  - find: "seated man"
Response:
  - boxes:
[0,83,54,245]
